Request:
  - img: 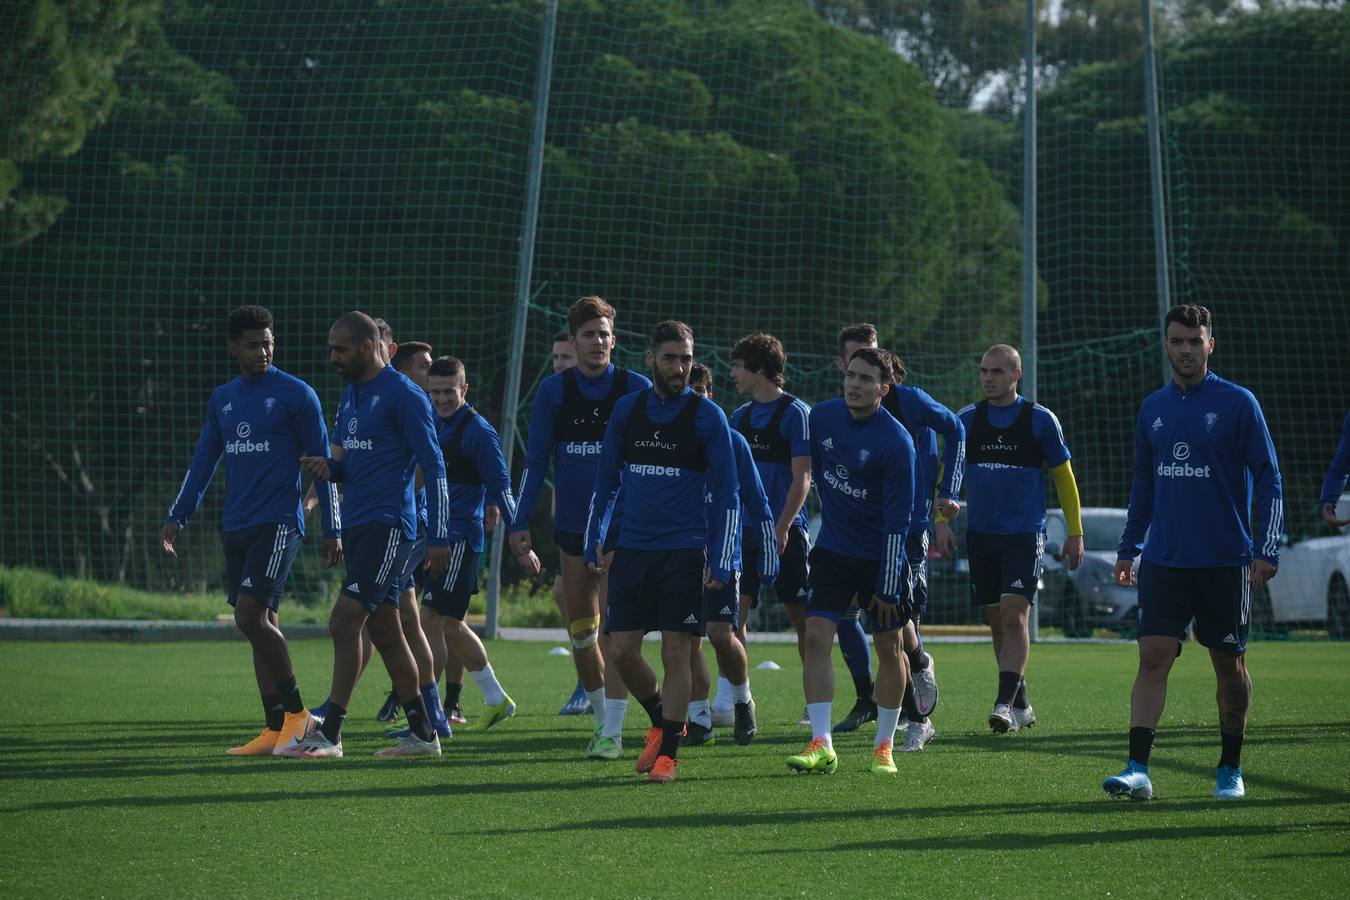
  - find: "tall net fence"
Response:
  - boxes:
[2,0,1345,637]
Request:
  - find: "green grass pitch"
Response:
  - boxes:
[1,639,1347,898]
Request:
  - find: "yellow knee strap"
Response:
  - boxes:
[570,615,601,649]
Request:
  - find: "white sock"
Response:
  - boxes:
[807,702,833,747]
[586,688,606,723]
[689,699,712,728]
[469,664,506,706]
[731,680,752,703]
[602,698,628,738]
[713,675,734,709]
[875,705,902,748]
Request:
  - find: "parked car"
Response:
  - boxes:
[1042,507,1139,637]
[1262,494,1350,639]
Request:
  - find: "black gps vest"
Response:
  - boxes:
[441,408,483,485]
[965,399,1044,469]
[623,391,707,471]
[554,366,631,443]
[733,394,796,466]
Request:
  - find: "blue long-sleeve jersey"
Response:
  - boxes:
[957,397,1071,535]
[438,403,518,552]
[513,363,652,533]
[331,366,449,546]
[731,394,812,531]
[1320,410,1350,508]
[729,429,778,583]
[1118,373,1283,568]
[167,366,338,538]
[881,383,965,531]
[810,398,914,603]
[585,387,740,583]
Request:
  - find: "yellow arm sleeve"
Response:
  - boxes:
[1050,460,1083,536]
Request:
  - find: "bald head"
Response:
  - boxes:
[984,343,1022,371]
[979,343,1023,405]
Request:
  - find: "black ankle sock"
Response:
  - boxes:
[1219,731,1244,769]
[443,681,463,710]
[638,691,664,728]
[907,647,927,670]
[402,695,435,742]
[276,675,304,714]
[1129,726,1156,766]
[901,681,922,723]
[659,718,684,760]
[996,671,1021,705]
[1012,678,1029,710]
[320,703,347,744]
[852,675,874,703]
[261,693,285,732]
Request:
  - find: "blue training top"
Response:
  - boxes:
[881,383,965,532]
[957,396,1071,535]
[167,365,339,538]
[1118,372,1283,568]
[731,393,812,531]
[437,403,518,553]
[810,397,914,603]
[729,428,778,584]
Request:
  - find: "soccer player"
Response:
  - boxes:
[509,297,651,756]
[420,355,537,731]
[1321,410,1350,527]
[548,327,591,716]
[284,310,451,759]
[958,343,1084,734]
[727,333,812,725]
[787,347,915,775]
[684,363,776,747]
[586,321,739,783]
[832,325,965,751]
[1104,304,1283,801]
[161,305,340,756]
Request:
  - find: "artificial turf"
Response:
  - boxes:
[1,638,1347,898]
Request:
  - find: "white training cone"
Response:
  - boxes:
[548,646,571,657]
[755,660,782,671]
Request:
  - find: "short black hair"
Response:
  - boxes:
[689,362,713,390]
[428,355,465,379]
[837,323,877,356]
[373,317,393,344]
[888,351,907,384]
[650,319,693,349]
[332,311,379,346]
[848,346,893,382]
[1164,304,1213,332]
[228,305,273,340]
[391,341,433,373]
[552,328,571,343]
[731,333,786,388]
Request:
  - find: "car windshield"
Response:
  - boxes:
[1081,512,1128,552]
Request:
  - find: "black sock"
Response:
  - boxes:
[901,681,923,723]
[443,681,463,710]
[638,691,664,728]
[276,675,304,714]
[261,693,285,731]
[996,670,1021,705]
[320,702,348,744]
[853,675,874,703]
[1219,731,1244,769]
[659,718,684,760]
[1129,726,1156,767]
[907,647,927,670]
[1012,678,1029,710]
[403,695,435,742]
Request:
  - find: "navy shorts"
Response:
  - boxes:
[555,528,584,558]
[1137,561,1250,655]
[396,533,428,592]
[224,524,302,611]
[605,547,706,635]
[807,547,913,635]
[967,530,1044,606]
[341,523,414,613]
[421,541,481,620]
[702,572,742,630]
[743,524,810,607]
[907,530,930,617]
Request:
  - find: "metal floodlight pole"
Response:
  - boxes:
[1141,0,1173,380]
[1022,0,1040,643]
[487,0,559,639]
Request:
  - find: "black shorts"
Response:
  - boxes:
[224,524,302,611]
[555,528,584,558]
[806,547,913,635]
[742,524,810,607]
[605,547,706,635]
[702,572,742,630]
[907,530,930,617]
[421,541,481,620]
[1137,561,1250,655]
[342,523,414,613]
[967,530,1044,606]
[396,533,428,593]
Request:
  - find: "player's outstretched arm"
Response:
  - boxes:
[1118,411,1155,563]
[163,401,226,547]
